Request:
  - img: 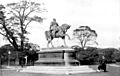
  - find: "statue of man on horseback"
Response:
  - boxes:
[50,18,59,37]
[45,18,71,47]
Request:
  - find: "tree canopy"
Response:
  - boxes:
[73,26,98,49]
[0,0,47,51]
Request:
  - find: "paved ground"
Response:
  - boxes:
[20,65,96,74]
[0,64,120,76]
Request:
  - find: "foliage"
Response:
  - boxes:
[0,0,47,51]
[75,47,99,65]
[73,26,98,49]
[0,43,39,65]
[96,48,119,63]
[24,42,40,51]
[113,51,120,62]
[0,44,14,55]
[0,44,17,64]
[18,42,40,58]
[75,47,120,65]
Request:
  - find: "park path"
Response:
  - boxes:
[108,64,120,67]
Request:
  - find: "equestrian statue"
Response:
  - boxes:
[45,18,71,47]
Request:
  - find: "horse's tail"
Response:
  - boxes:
[45,31,51,41]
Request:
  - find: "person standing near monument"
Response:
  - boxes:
[50,18,59,37]
[97,56,107,72]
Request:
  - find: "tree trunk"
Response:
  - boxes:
[2,20,19,51]
[20,20,24,52]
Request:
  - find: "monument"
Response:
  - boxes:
[20,19,96,74]
[35,21,79,66]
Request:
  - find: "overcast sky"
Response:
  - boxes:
[0,0,120,48]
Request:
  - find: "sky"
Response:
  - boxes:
[0,0,120,48]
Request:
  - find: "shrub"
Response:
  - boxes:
[113,51,120,62]
[97,48,119,63]
[75,47,120,65]
[75,47,99,65]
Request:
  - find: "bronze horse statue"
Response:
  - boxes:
[45,24,71,47]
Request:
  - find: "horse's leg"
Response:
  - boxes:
[65,34,70,40]
[51,40,54,47]
[47,41,50,48]
[63,38,67,47]
[62,34,70,47]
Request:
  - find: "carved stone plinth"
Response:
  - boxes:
[37,47,79,66]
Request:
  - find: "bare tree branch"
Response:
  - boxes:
[9,11,19,18]
[24,19,32,30]
[24,10,34,20]
[0,32,6,37]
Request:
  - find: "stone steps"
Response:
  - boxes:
[20,66,96,74]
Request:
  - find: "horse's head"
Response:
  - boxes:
[61,24,71,32]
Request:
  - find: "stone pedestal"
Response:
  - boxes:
[37,47,75,66]
[64,52,70,66]
[38,54,41,59]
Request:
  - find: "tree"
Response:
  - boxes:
[73,26,98,50]
[0,0,47,51]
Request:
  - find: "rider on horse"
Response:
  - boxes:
[50,18,59,37]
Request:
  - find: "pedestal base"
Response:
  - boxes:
[64,52,70,66]
[20,66,96,74]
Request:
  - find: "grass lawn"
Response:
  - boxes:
[0,64,120,76]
